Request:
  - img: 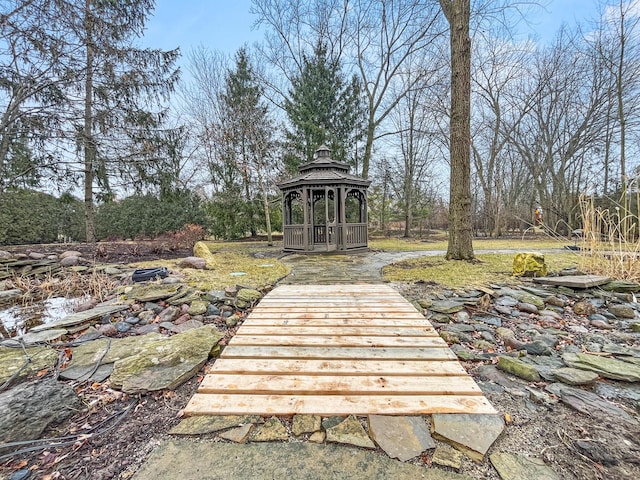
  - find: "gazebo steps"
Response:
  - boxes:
[184,284,497,416]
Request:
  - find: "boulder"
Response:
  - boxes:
[188,300,209,316]
[193,242,217,268]
[513,252,547,277]
[0,380,83,443]
[608,304,636,319]
[236,288,262,305]
[59,250,82,259]
[60,256,80,267]
[109,325,224,393]
[178,256,206,269]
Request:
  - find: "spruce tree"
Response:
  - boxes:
[58,0,180,242]
[284,41,365,172]
[220,48,275,243]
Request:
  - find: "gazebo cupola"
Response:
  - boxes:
[277,145,371,253]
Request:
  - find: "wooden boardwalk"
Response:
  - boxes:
[185,284,497,416]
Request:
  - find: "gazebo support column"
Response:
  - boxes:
[302,188,309,251]
[340,186,346,250]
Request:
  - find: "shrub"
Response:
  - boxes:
[95,191,207,240]
[0,189,85,245]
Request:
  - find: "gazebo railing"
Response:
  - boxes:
[284,223,368,250]
[283,225,305,250]
[343,223,368,248]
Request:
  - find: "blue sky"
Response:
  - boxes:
[142,0,262,55]
[141,0,602,57]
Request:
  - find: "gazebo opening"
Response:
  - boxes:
[277,146,371,253]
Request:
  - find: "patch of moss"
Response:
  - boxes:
[129,250,290,291]
[382,253,578,288]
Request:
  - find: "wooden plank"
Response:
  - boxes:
[251,307,418,313]
[258,296,403,303]
[208,358,468,376]
[186,283,497,417]
[198,374,483,396]
[238,326,438,337]
[220,346,456,360]
[245,318,427,327]
[271,285,394,292]
[229,335,447,348]
[184,393,499,416]
[246,312,426,319]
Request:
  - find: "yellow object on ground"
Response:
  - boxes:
[193,241,217,269]
[513,252,547,277]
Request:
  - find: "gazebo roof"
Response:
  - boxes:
[277,145,371,189]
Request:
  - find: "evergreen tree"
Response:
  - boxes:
[219,47,275,243]
[284,42,365,172]
[0,0,75,191]
[57,0,180,242]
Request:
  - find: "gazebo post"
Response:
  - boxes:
[339,186,346,250]
[302,187,309,250]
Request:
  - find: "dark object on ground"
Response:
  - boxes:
[564,245,581,251]
[132,267,169,283]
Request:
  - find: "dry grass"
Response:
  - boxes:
[369,237,567,252]
[383,252,579,288]
[578,195,640,282]
[8,270,119,305]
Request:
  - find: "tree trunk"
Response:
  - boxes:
[361,117,375,179]
[441,0,474,260]
[258,171,273,246]
[84,0,96,243]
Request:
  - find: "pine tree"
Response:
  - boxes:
[220,48,275,244]
[284,41,365,172]
[58,0,180,242]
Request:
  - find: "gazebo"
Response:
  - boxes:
[277,146,371,253]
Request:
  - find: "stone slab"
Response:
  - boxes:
[219,424,254,443]
[368,415,435,461]
[532,275,610,289]
[326,415,376,449]
[545,383,636,423]
[169,415,262,435]
[490,452,560,480]
[0,345,58,385]
[431,413,505,462]
[30,304,129,332]
[132,439,473,480]
[0,379,83,443]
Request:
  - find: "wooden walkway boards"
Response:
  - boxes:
[185,284,497,416]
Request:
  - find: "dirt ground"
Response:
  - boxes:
[1,243,639,480]
[1,241,194,265]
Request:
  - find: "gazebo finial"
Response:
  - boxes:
[315,145,331,158]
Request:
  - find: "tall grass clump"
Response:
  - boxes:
[579,193,640,282]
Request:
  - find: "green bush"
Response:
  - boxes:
[0,189,85,245]
[94,191,208,240]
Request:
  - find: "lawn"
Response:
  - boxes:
[370,236,571,252]
[382,252,579,288]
